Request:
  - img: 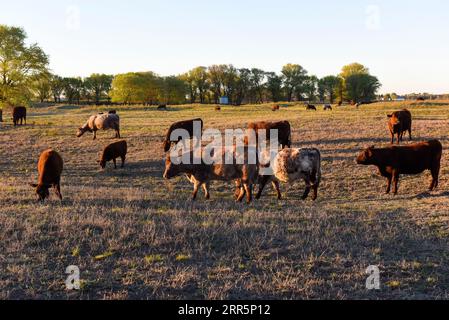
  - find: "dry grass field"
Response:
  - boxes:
[1,101,449,300]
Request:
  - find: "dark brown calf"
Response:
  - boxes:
[30,149,64,202]
[98,140,128,169]
[13,106,27,126]
[163,118,204,152]
[306,104,317,111]
[356,140,442,195]
[388,109,412,144]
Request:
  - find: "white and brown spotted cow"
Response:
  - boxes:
[271,148,322,201]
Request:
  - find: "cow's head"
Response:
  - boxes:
[76,127,89,138]
[30,183,50,202]
[163,154,180,180]
[97,158,107,169]
[356,146,375,165]
[388,114,401,127]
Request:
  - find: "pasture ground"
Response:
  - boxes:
[1,101,449,300]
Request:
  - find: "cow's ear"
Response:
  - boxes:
[387,114,392,118]
[29,183,38,188]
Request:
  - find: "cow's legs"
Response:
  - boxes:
[392,170,400,195]
[202,183,210,200]
[192,180,201,201]
[302,178,312,200]
[234,180,243,200]
[386,175,392,194]
[408,129,413,141]
[430,165,440,191]
[113,158,117,169]
[121,156,126,168]
[54,181,62,201]
[93,131,97,140]
[244,183,253,204]
[256,176,271,200]
[390,132,394,144]
[397,133,401,145]
[272,181,282,200]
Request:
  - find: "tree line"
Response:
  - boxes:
[1,24,382,108]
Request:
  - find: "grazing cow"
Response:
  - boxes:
[98,140,128,169]
[356,140,442,195]
[13,106,27,126]
[306,104,317,111]
[163,118,204,152]
[163,147,258,204]
[30,149,64,202]
[269,148,322,201]
[158,105,168,111]
[272,105,280,111]
[215,106,222,111]
[388,109,412,144]
[77,113,120,140]
[246,121,292,149]
[324,104,333,111]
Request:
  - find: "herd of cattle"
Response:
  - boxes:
[3,106,444,203]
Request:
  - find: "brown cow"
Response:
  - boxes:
[246,121,292,149]
[30,149,64,202]
[388,109,412,144]
[163,147,258,204]
[98,140,128,169]
[13,106,27,126]
[163,118,204,152]
[356,140,442,195]
[272,105,280,111]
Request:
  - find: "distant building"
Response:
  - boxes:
[219,97,229,105]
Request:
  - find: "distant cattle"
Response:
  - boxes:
[77,113,120,140]
[163,118,204,152]
[337,101,343,106]
[98,140,128,169]
[246,121,292,149]
[323,104,333,111]
[163,147,258,203]
[272,105,280,111]
[158,105,168,111]
[388,109,412,144]
[306,104,317,111]
[269,148,322,201]
[30,149,64,202]
[13,106,27,126]
[215,106,222,111]
[356,140,442,195]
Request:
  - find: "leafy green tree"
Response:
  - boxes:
[266,72,283,102]
[281,64,308,102]
[303,75,318,102]
[84,74,114,105]
[159,76,187,105]
[318,75,340,103]
[32,72,52,103]
[50,75,64,103]
[0,25,49,106]
[345,74,381,103]
[249,68,266,104]
[62,77,83,104]
[234,68,251,106]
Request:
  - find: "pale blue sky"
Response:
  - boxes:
[1,0,448,94]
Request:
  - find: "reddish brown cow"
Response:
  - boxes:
[246,121,292,149]
[30,149,64,202]
[98,140,128,169]
[388,109,412,144]
[13,106,27,126]
[163,118,204,152]
[356,140,442,195]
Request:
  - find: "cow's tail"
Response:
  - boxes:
[313,148,322,188]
